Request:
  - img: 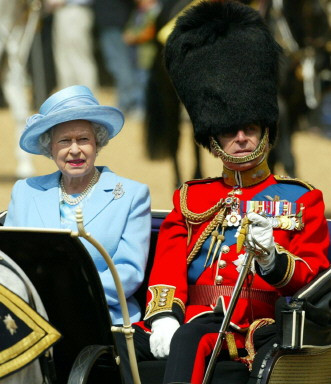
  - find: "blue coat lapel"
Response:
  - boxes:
[82,167,118,226]
[33,171,61,228]
[31,167,119,228]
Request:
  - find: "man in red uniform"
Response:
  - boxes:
[114,1,330,383]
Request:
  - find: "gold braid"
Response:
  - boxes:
[210,129,269,164]
[180,183,224,223]
[187,207,227,264]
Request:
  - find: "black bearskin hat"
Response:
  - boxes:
[164,0,281,148]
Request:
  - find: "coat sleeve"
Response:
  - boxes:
[99,183,151,313]
[4,180,24,227]
[256,188,330,295]
[144,188,188,324]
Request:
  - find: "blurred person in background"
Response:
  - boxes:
[44,0,98,92]
[0,0,39,178]
[123,0,161,113]
[94,0,142,115]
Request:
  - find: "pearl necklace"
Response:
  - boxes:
[60,168,100,206]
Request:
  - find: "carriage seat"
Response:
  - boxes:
[135,212,331,384]
[0,211,330,384]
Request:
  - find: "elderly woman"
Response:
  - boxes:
[4,85,151,325]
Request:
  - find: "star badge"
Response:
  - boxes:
[3,313,18,335]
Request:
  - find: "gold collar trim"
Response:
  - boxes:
[222,158,271,187]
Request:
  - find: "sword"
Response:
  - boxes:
[202,248,255,384]
[202,217,255,384]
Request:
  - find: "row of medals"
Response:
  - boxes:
[204,191,303,269]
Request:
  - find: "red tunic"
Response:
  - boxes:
[143,173,330,332]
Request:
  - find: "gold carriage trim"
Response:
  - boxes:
[187,207,227,264]
[144,285,178,320]
[180,182,224,223]
[273,244,296,288]
[274,175,315,191]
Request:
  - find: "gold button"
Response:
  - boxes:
[218,260,227,268]
[215,275,223,285]
[221,245,230,254]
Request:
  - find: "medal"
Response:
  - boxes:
[226,212,241,227]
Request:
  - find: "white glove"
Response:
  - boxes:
[150,316,180,359]
[246,212,275,271]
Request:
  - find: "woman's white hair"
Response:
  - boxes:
[38,122,109,158]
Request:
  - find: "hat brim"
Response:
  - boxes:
[20,105,124,155]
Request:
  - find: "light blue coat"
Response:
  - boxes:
[4,166,151,324]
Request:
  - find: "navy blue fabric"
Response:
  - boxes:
[251,183,308,204]
[0,302,32,349]
[188,226,237,284]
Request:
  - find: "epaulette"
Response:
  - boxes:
[180,177,222,188]
[274,175,315,191]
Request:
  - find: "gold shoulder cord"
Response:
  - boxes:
[187,207,227,264]
[180,182,227,264]
[180,183,224,223]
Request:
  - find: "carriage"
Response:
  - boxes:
[0,210,330,384]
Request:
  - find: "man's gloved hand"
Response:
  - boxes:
[150,316,180,359]
[246,212,275,271]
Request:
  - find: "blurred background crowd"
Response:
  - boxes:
[1,0,331,215]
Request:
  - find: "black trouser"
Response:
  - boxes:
[114,315,277,384]
[163,314,249,383]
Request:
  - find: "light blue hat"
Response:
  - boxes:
[20,85,124,154]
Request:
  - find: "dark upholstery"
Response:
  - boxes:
[0,228,121,384]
